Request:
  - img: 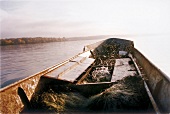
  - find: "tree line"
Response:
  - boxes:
[0,37,67,46]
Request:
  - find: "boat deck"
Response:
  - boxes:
[111,58,137,82]
[44,56,95,82]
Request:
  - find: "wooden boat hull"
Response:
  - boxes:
[0,38,169,113]
[0,53,82,113]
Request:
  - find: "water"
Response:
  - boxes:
[0,39,101,88]
[0,37,170,88]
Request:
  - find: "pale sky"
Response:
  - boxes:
[0,0,170,76]
[1,0,170,38]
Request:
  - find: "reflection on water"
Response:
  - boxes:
[0,39,101,88]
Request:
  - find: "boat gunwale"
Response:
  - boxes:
[133,47,170,113]
[133,48,170,83]
[0,51,89,92]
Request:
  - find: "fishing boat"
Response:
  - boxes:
[0,38,169,113]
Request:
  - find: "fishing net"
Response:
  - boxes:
[86,76,150,112]
[30,76,151,113]
[30,88,87,113]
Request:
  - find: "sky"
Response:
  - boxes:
[0,0,170,76]
[0,0,170,38]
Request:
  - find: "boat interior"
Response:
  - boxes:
[20,38,155,113]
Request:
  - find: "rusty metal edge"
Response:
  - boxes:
[133,48,170,83]
[129,53,160,114]
[0,51,87,92]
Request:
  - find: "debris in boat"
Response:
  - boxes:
[30,76,151,113]
[86,76,150,112]
[92,66,111,82]
[83,66,112,83]
[30,89,87,113]
[95,57,115,66]
[119,51,128,56]
[119,51,128,58]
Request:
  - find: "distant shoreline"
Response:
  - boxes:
[0,35,111,46]
[0,37,67,46]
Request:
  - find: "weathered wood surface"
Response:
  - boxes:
[45,56,95,82]
[45,56,86,78]
[111,58,137,82]
[58,58,95,82]
[0,52,82,114]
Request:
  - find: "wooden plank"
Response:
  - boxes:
[45,56,85,78]
[44,56,94,83]
[45,62,76,78]
[111,58,137,82]
[58,58,95,82]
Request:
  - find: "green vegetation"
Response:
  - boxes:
[0,35,111,46]
[0,37,67,46]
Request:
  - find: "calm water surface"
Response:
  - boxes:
[0,39,101,88]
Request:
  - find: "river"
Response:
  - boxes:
[0,39,102,88]
[0,37,170,88]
